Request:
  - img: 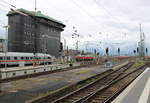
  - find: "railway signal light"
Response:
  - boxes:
[106,48,109,56]
[137,47,139,53]
[97,52,99,56]
[118,48,120,55]
[59,42,63,52]
[146,48,148,53]
[133,50,136,55]
[94,49,97,54]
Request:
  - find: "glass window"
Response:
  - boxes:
[0,57,3,60]
[7,57,10,60]
[14,57,17,60]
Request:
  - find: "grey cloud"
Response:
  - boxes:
[0,0,150,53]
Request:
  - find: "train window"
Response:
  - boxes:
[14,57,17,60]
[21,57,24,60]
[12,72,16,76]
[0,57,3,60]
[26,57,29,60]
[24,71,27,74]
[7,57,10,60]
[48,57,51,59]
[30,57,33,59]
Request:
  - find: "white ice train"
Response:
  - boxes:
[0,52,53,67]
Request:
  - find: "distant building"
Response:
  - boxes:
[0,39,5,52]
[7,8,65,57]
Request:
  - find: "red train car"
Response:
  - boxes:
[75,55,95,61]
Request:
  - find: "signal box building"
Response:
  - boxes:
[0,39,5,52]
[7,8,65,57]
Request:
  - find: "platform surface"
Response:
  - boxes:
[0,65,110,103]
[112,67,150,103]
[1,63,79,72]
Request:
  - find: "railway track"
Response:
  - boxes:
[51,62,134,103]
[81,65,147,103]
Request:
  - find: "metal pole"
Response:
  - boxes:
[3,25,9,78]
[44,36,46,68]
[61,37,66,50]
[35,0,37,12]
[67,46,69,62]
[42,35,46,68]
[64,38,66,50]
[4,28,7,69]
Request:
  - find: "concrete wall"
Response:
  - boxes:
[0,39,4,52]
[8,14,64,57]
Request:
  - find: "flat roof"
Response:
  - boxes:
[7,8,65,26]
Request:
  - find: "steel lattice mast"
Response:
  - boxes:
[138,24,145,57]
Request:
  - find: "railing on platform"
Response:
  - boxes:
[0,63,80,79]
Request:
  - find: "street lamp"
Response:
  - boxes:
[3,25,10,78]
[72,32,80,54]
[42,35,48,68]
[61,37,66,50]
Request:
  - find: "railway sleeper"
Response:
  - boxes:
[91,99,103,103]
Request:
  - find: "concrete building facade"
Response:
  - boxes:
[7,8,65,57]
[0,39,5,52]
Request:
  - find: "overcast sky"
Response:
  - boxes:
[0,0,150,55]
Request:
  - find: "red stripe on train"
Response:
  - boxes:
[0,59,51,62]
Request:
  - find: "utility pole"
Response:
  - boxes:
[3,25,10,78]
[139,24,145,57]
[62,37,66,50]
[33,0,38,65]
[42,35,47,68]
[67,46,69,62]
[72,27,80,55]
[35,0,37,12]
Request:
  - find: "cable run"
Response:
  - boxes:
[71,0,110,32]
[0,0,16,8]
[93,0,121,22]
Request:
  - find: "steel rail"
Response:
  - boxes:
[52,62,134,103]
[81,64,148,103]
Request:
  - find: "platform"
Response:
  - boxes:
[0,63,80,79]
[112,67,150,103]
[0,65,111,103]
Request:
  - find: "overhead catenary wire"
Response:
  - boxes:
[0,0,16,8]
[0,0,29,16]
[0,0,16,16]
[71,0,109,30]
[116,0,128,16]
[0,3,9,26]
[0,3,10,9]
[70,0,125,49]
[93,0,121,22]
